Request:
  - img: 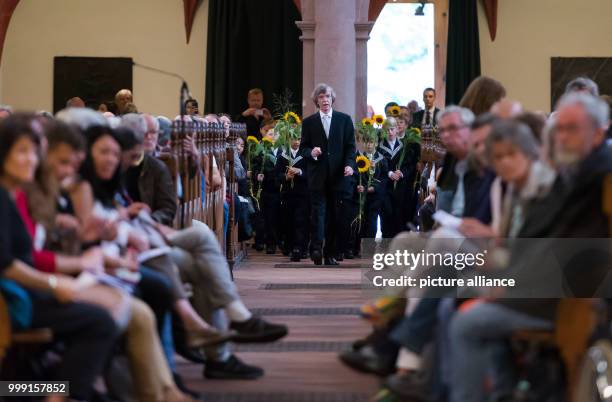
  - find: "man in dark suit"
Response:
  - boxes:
[410,88,441,129]
[299,83,356,265]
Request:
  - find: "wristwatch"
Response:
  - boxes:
[48,274,58,290]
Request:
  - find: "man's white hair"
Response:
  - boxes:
[311,83,336,107]
[437,105,475,127]
[55,108,108,130]
[556,92,609,130]
[120,113,147,141]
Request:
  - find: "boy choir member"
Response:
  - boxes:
[276,136,310,261]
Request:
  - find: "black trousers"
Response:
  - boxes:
[310,183,342,257]
[134,266,174,334]
[281,193,310,252]
[28,290,120,400]
[341,198,359,254]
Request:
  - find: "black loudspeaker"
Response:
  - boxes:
[53,56,133,114]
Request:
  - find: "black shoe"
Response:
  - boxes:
[230,316,288,343]
[173,372,203,399]
[344,250,355,259]
[336,253,344,261]
[282,248,291,256]
[175,343,207,364]
[253,243,264,251]
[266,246,276,254]
[384,372,430,400]
[301,250,309,259]
[290,249,301,262]
[338,347,395,377]
[204,355,264,380]
[311,249,322,265]
[324,257,339,266]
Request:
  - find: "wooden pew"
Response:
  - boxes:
[0,293,52,371]
[512,299,597,400]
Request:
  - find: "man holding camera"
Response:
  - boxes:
[237,88,272,139]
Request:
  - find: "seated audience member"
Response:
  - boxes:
[97,102,109,113]
[450,92,611,402]
[185,98,200,116]
[66,97,85,108]
[491,98,523,119]
[459,76,507,116]
[514,111,547,144]
[115,88,133,115]
[0,104,12,120]
[0,114,120,402]
[119,114,289,379]
[435,106,496,223]
[157,115,173,151]
[236,88,272,139]
[80,123,232,345]
[565,76,599,96]
[25,118,197,402]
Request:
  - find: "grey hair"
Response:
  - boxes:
[485,120,540,163]
[556,92,609,129]
[157,116,172,145]
[120,113,147,142]
[55,107,108,130]
[437,105,475,127]
[311,83,336,108]
[143,114,159,132]
[564,77,599,97]
[0,104,13,113]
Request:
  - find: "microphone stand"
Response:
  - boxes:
[133,61,193,228]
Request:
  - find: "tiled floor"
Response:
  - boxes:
[177,251,379,402]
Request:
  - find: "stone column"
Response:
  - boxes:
[297,0,371,119]
[354,22,374,120]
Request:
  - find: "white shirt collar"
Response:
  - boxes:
[388,138,397,147]
[319,109,333,119]
[291,148,298,157]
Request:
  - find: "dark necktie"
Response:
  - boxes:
[425,111,431,125]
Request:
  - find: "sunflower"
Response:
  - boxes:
[411,127,421,137]
[373,114,385,126]
[356,155,371,173]
[261,136,275,146]
[361,117,374,126]
[284,111,301,125]
[389,105,401,116]
[247,135,259,144]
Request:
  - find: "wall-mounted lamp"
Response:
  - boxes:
[415,1,426,16]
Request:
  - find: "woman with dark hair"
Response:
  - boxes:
[459,76,507,116]
[0,114,120,402]
[77,125,232,348]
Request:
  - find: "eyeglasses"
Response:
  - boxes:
[438,124,467,135]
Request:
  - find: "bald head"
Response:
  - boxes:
[115,89,133,115]
[66,97,85,108]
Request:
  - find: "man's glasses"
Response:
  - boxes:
[438,124,467,135]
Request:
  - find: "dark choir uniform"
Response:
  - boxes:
[356,150,389,241]
[342,150,389,257]
[378,138,419,237]
[338,167,359,259]
[236,114,266,140]
[275,148,310,260]
[251,147,280,252]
